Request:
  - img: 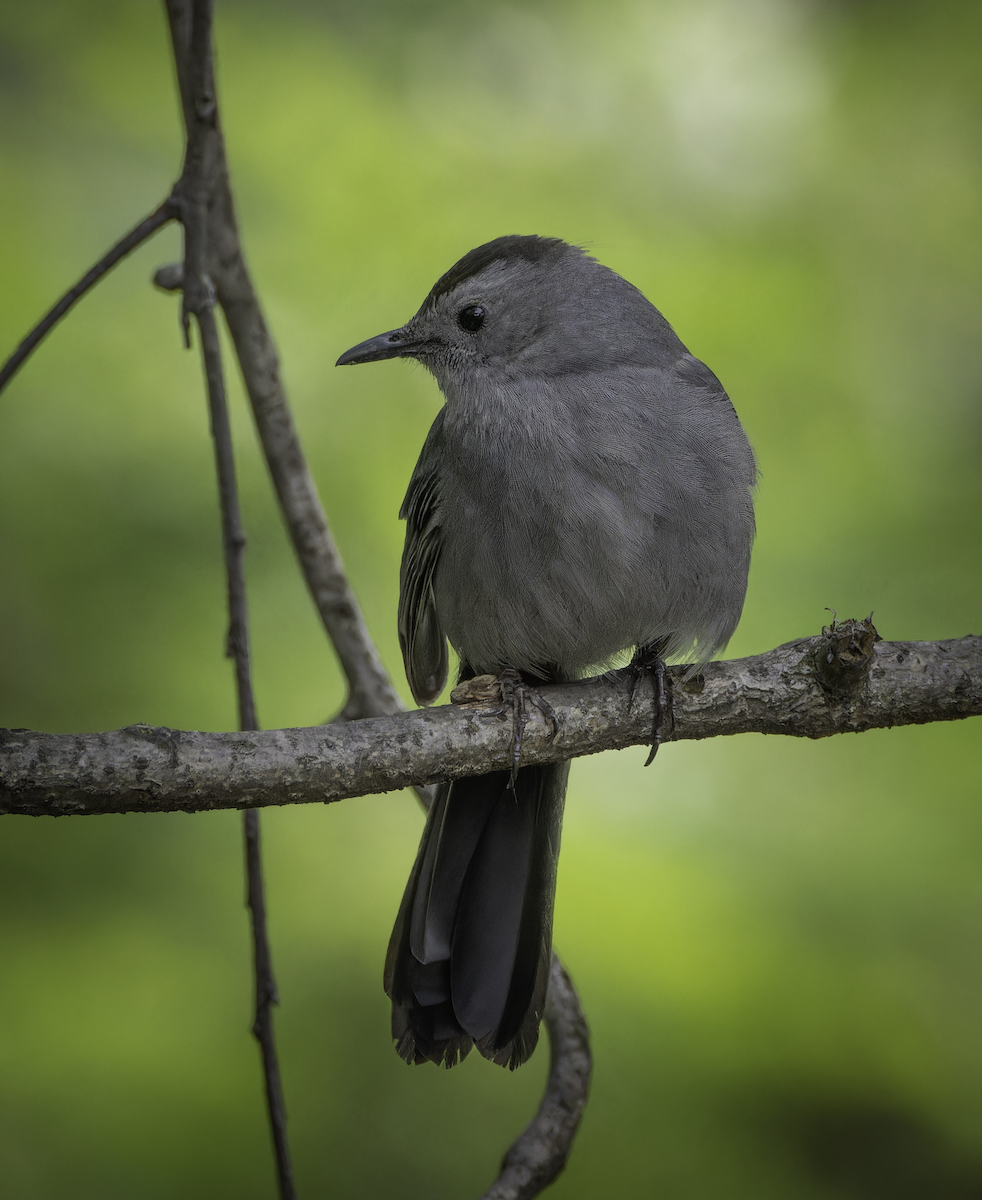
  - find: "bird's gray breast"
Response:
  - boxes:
[426,363,755,677]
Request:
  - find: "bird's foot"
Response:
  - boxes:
[629,643,671,766]
[494,668,559,790]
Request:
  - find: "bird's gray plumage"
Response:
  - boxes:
[338,235,756,1068]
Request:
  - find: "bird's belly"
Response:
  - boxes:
[433,500,668,677]
[430,412,754,677]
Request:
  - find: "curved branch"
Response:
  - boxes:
[482,956,591,1200]
[0,202,176,396]
[218,260,402,722]
[2,632,978,818]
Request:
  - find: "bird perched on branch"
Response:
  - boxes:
[337,235,756,1068]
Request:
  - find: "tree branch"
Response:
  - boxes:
[3,631,977,819]
[481,956,591,1200]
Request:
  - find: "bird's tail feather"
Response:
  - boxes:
[384,759,569,1069]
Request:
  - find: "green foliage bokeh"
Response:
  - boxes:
[0,1,980,1196]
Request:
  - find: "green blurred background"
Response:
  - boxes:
[1,0,980,1196]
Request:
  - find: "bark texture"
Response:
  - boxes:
[3,631,978,818]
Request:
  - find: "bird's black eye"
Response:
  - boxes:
[457,304,486,333]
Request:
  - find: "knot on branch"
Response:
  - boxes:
[450,674,503,705]
[811,615,880,695]
[153,262,184,292]
[195,95,217,124]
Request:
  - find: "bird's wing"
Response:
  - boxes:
[398,420,449,705]
[672,352,726,395]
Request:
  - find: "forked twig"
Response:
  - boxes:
[169,2,296,1197]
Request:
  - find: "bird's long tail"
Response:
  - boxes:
[384,759,569,1069]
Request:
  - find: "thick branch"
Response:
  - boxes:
[2,633,977,818]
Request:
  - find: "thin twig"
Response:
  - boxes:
[0,203,175,396]
[195,302,294,1200]
[244,808,296,1199]
[195,264,297,1200]
[198,307,256,728]
[171,1,297,1195]
[198,301,295,1196]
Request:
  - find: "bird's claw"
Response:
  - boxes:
[629,645,670,765]
[494,668,559,790]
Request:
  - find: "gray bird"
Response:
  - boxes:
[337,235,756,1069]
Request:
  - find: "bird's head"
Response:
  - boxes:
[336,235,681,387]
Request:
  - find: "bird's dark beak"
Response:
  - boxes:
[336,326,424,366]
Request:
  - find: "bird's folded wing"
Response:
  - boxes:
[399,429,449,705]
